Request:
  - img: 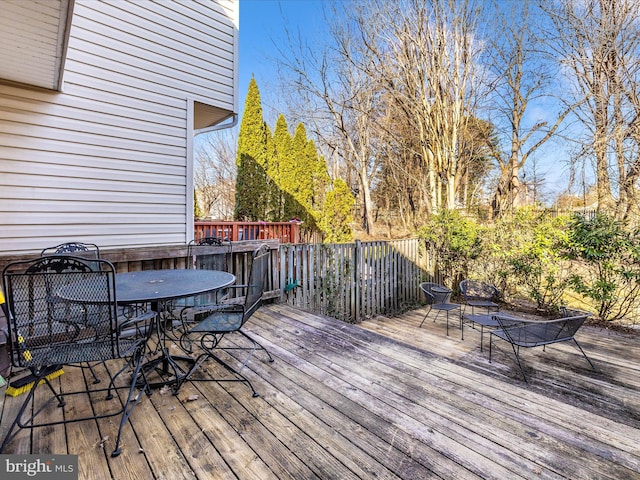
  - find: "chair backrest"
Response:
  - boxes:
[41,242,101,271]
[242,244,270,322]
[420,282,452,305]
[2,256,120,369]
[187,237,232,271]
[460,279,499,302]
[493,313,589,347]
[551,314,589,342]
[41,242,100,259]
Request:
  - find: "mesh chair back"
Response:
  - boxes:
[493,314,588,347]
[41,242,100,258]
[3,256,120,370]
[41,242,101,271]
[420,282,452,305]
[187,237,232,271]
[183,238,233,307]
[242,245,270,321]
[460,279,499,302]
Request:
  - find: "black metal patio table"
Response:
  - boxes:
[462,312,521,352]
[115,269,235,391]
[58,269,235,391]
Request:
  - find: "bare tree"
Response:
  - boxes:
[486,1,577,218]
[275,2,383,235]
[544,0,640,219]
[277,0,491,232]
[194,128,238,220]
[368,0,484,213]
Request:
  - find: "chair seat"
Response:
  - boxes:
[467,299,499,308]
[189,309,244,333]
[432,304,460,312]
[34,338,143,366]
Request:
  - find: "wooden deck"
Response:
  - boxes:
[1,304,639,479]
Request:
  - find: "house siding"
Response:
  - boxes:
[0,0,238,255]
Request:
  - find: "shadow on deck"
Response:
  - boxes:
[1,304,639,479]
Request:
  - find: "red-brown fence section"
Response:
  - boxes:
[195,221,304,244]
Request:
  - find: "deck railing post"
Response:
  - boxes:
[291,221,300,244]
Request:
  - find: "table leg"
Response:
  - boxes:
[137,301,195,394]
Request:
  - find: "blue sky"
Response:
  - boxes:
[238,0,328,120]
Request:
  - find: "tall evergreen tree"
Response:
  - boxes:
[235,78,353,240]
[307,140,331,212]
[235,77,269,220]
[282,123,308,222]
[269,114,293,221]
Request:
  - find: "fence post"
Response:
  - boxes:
[353,240,361,322]
[287,221,298,244]
[279,244,287,302]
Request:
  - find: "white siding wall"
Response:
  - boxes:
[0,0,238,254]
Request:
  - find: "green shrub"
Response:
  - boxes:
[561,213,640,321]
[501,209,570,313]
[418,210,482,289]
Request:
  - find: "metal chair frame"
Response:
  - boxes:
[40,241,153,380]
[489,311,596,383]
[175,237,234,318]
[460,279,500,315]
[41,241,100,263]
[419,282,461,336]
[0,256,148,457]
[179,244,274,397]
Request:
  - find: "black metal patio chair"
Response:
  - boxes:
[41,241,154,377]
[41,241,101,270]
[419,282,461,336]
[178,244,274,397]
[0,256,148,457]
[460,279,500,315]
[171,237,234,321]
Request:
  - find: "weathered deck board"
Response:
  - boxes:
[1,303,639,480]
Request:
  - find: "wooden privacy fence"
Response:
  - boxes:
[0,238,435,329]
[277,239,429,323]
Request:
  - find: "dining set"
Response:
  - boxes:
[0,240,273,457]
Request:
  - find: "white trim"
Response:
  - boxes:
[232,0,239,115]
[56,0,75,91]
[186,98,195,243]
[195,113,237,135]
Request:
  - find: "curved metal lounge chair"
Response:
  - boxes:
[460,279,500,315]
